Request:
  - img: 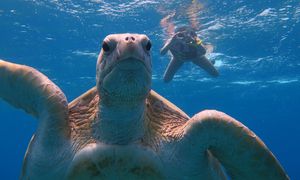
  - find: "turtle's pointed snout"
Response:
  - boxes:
[124,41,137,53]
[118,37,144,62]
[123,35,138,49]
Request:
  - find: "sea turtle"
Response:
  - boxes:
[0,33,288,179]
[160,26,219,82]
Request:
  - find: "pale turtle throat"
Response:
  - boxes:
[92,101,146,145]
[93,67,150,145]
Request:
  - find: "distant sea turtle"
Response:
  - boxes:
[161,26,219,82]
[0,33,288,179]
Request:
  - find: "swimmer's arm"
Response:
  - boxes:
[160,37,175,55]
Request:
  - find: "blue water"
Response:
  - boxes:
[0,0,299,179]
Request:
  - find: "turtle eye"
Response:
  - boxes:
[145,41,152,51]
[102,41,110,52]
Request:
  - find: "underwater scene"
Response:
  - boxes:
[0,0,299,179]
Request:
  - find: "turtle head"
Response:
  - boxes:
[96,33,152,105]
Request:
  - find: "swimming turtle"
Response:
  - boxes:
[160,26,219,82]
[0,33,288,179]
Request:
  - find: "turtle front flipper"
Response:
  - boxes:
[163,57,183,83]
[175,110,289,179]
[192,56,219,77]
[0,60,69,136]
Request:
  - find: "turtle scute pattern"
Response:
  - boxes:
[68,87,189,152]
[68,87,99,151]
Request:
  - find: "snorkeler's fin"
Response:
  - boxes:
[163,57,184,83]
[192,56,219,77]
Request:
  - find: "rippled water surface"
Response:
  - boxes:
[0,0,299,179]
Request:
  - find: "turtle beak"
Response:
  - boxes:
[117,38,145,62]
[114,35,151,72]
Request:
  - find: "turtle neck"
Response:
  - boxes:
[92,99,146,145]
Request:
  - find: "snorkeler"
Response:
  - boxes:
[160,26,219,82]
[159,1,219,82]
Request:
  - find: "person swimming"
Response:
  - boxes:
[160,25,219,82]
[168,26,206,58]
[159,1,219,82]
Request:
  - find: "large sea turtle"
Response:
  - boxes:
[0,33,288,179]
[160,26,219,82]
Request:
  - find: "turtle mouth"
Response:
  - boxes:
[103,57,151,79]
[98,57,151,101]
[115,58,148,71]
[101,57,151,84]
[99,57,151,103]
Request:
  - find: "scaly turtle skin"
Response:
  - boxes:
[0,33,288,179]
[161,26,219,82]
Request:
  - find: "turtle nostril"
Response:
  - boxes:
[125,36,135,42]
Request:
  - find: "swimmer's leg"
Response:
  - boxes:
[192,56,219,77]
[163,57,184,83]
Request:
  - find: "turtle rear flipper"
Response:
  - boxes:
[0,60,69,136]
